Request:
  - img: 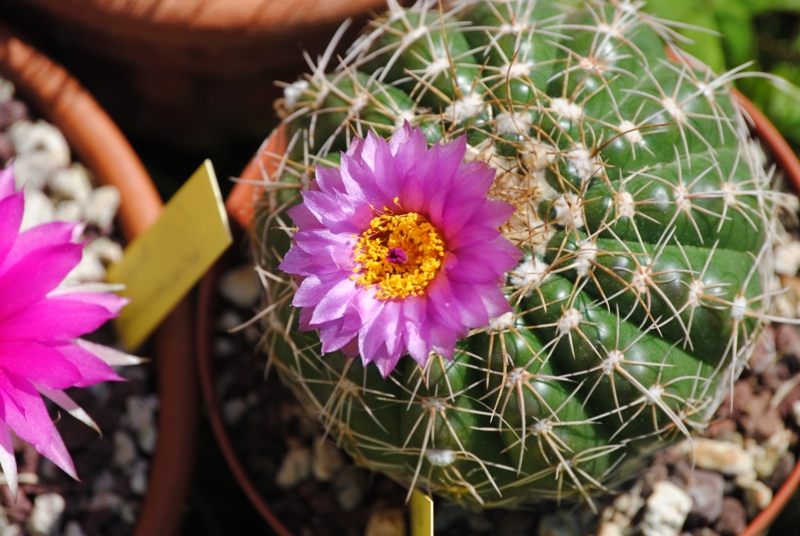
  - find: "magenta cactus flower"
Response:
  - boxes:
[279,122,522,377]
[0,166,134,496]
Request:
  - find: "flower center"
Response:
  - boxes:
[351,212,446,300]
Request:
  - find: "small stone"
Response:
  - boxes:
[63,521,87,536]
[0,100,28,131]
[776,324,800,366]
[0,134,14,165]
[775,242,800,276]
[88,491,122,511]
[129,460,149,495]
[689,438,754,476]
[20,188,54,231]
[213,336,239,358]
[222,398,249,425]
[714,496,747,536]
[112,430,138,469]
[216,309,244,332]
[0,78,14,103]
[642,481,693,536]
[331,466,367,512]
[125,394,159,454]
[3,525,22,536]
[275,445,311,489]
[743,480,773,519]
[83,185,120,232]
[311,437,346,482]
[365,508,406,536]
[685,469,725,526]
[26,493,66,536]
[55,200,83,222]
[63,251,107,284]
[48,163,93,203]
[765,451,795,490]
[93,470,116,493]
[596,521,624,536]
[7,120,70,188]
[85,236,124,266]
[219,264,261,308]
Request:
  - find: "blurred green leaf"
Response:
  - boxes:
[751,65,800,144]
[747,0,800,14]
[644,0,726,72]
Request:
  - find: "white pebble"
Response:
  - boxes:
[0,78,14,103]
[48,164,93,203]
[63,521,87,536]
[597,521,625,536]
[3,525,22,536]
[26,493,66,536]
[83,185,121,232]
[222,398,249,426]
[312,437,346,482]
[332,466,367,512]
[213,337,238,358]
[89,491,122,511]
[275,445,311,489]
[642,481,693,536]
[92,470,116,493]
[743,480,773,519]
[20,188,54,231]
[218,264,261,308]
[7,120,70,190]
[688,438,755,476]
[85,236,124,266]
[112,430,138,470]
[63,251,107,284]
[55,200,83,222]
[125,395,159,454]
[129,460,149,495]
[775,242,800,276]
[216,309,244,332]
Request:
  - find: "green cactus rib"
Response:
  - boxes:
[257,0,788,508]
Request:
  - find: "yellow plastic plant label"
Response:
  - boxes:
[410,488,433,536]
[107,160,232,349]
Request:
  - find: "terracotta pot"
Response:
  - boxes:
[0,21,197,536]
[1,0,387,145]
[198,94,800,535]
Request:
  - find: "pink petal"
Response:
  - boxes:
[0,341,82,390]
[0,193,23,268]
[0,419,17,498]
[0,298,116,342]
[57,343,124,386]
[0,371,76,479]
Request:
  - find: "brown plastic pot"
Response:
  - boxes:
[0,20,197,536]
[198,94,800,535]
[1,0,388,144]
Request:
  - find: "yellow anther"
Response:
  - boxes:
[352,212,445,300]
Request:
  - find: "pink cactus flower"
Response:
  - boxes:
[279,123,522,377]
[0,166,136,496]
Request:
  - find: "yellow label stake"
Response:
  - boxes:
[107,160,232,349]
[410,488,434,536]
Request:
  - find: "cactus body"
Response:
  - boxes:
[256,0,785,507]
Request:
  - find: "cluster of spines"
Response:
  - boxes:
[255,0,792,508]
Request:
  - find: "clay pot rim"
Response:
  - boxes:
[0,21,198,536]
[202,92,800,536]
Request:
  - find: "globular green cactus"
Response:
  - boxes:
[254,0,788,508]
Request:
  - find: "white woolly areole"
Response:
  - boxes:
[619,120,643,145]
[662,97,685,122]
[567,144,603,183]
[549,98,583,121]
[425,56,451,78]
[425,449,457,467]
[489,312,515,331]
[602,350,624,375]
[575,239,597,277]
[444,93,485,123]
[522,140,557,171]
[505,367,526,388]
[553,193,585,230]
[506,60,533,78]
[496,111,533,136]
[616,190,636,220]
[283,80,309,110]
[509,257,550,292]
[687,279,705,308]
[730,295,749,321]
[557,308,582,335]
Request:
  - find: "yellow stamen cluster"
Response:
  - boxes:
[351,211,446,300]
